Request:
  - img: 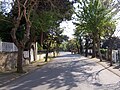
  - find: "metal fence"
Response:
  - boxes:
[0,41,18,52]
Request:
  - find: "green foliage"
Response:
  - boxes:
[37,43,43,51]
[66,39,78,51]
[0,12,13,41]
[100,49,107,54]
[32,11,58,33]
[42,27,68,51]
[30,0,74,52]
[59,41,69,51]
[75,0,117,36]
[1,0,74,49]
[73,0,118,59]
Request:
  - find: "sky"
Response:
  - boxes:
[60,21,75,39]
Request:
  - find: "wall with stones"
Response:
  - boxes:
[0,52,17,71]
[0,52,30,71]
[0,51,58,71]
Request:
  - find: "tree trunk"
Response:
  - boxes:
[56,44,59,55]
[45,41,52,62]
[85,36,88,57]
[79,37,83,55]
[29,48,31,63]
[17,47,24,73]
[92,36,96,58]
[109,47,112,66]
[109,38,113,66]
[32,43,37,61]
[97,35,102,61]
[40,32,43,46]
[45,48,49,62]
[76,43,80,54]
[34,42,37,61]
[53,51,56,57]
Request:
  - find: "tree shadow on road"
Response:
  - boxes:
[2,55,120,90]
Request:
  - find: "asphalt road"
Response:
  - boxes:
[0,52,120,90]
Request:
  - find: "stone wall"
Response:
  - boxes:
[0,51,58,71]
[0,52,17,71]
[0,52,30,71]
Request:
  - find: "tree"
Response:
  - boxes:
[66,39,78,54]
[9,0,38,73]
[44,28,68,61]
[102,21,116,66]
[74,0,118,61]
[73,25,84,54]
[1,0,75,73]
[32,0,74,62]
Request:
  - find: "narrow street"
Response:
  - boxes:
[0,52,120,90]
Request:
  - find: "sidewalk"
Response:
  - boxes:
[0,60,48,87]
[91,57,120,77]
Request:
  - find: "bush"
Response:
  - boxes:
[100,49,107,54]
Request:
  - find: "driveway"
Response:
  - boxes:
[0,52,120,90]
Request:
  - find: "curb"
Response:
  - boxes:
[97,61,120,77]
[84,57,120,77]
[90,57,120,77]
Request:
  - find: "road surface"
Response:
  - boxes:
[0,52,120,90]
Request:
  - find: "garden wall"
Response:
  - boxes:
[0,52,58,71]
[0,52,30,71]
[0,52,17,71]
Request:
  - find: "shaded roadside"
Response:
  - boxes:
[91,58,120,77]
[0,60,47,87]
